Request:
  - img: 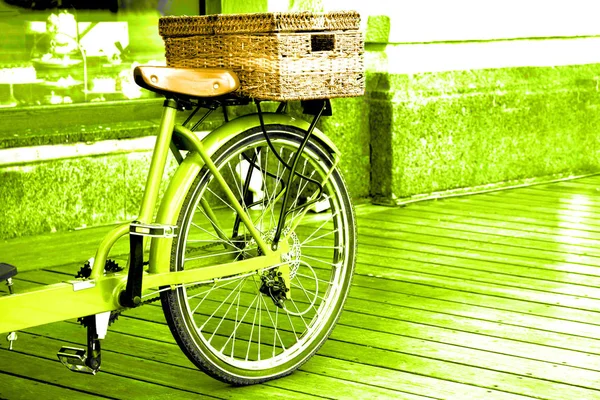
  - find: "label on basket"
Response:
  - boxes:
[311,34,336,52]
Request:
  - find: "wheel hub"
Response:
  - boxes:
[256,227,301,307]
[259,268,289,308]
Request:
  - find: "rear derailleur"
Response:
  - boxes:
[259,269,289,308]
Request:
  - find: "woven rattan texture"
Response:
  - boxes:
[159,11,360,36]
[160,11,364,101]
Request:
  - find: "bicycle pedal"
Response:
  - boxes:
[57,346,99,375]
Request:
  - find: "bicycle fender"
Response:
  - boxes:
[149,113,339,274]
[202,113,339,157]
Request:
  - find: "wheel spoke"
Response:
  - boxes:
[293,277,321,316]
[207,277,247,344]
[300,228,338,245]
[288,298,310,329]
[227,159,252,220]
[300,211,340,245]
[221,291,259,356]
[295,272,332,285]
[246,286,261,361]
[200,277,246,332]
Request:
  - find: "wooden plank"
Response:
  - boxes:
[345,289,600,356]
[526,184,600,197]
[436,192,600,223]
[355,254,600,320]
[99,311,600,399]
[0,348,204,399]
[15,272,600,399]
[374,205,600,243]
[365,208,600,249]
[359,219,600,267]
[14,258,600,338]
[359,229,600,282]
[444,196,600,226]
[335,313,600,383]
[483,188,600,210]
[548,179,600,190]
[355,258,600,324]
[478,191,600,216]
[407,200,600,236]
[0,372,103,400]
[359,217,600,270]
[358,226,600,277]
[5,275,422,398]
[122,288,600,376]
[17,267,600,361]
[303,356,535,400]
[329,325,600,400]
[7,331,323,400]
[21,266,600,355]
[5,175,600,398]
[358,224,600,289]
[350,273,600,338]
[15,310,566,400]
[17,322,417,400]
[355,246,600,300]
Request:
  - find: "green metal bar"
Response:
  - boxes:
[0,275,124,334]
[174,124,271,255]
[149,152,203,274]
[91,104,177,279]
[138,105,178,222]
[91,223,130,279]
[0,250,281,334]
[143,249,280,289]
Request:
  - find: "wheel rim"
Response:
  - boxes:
[175,132,352,372]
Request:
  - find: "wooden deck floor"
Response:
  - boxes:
[2,175,600,399]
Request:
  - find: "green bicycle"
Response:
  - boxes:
[0,65,356,385]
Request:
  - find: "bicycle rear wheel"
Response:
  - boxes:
[161,124,356,385]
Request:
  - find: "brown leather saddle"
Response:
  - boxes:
[134,66,240,98]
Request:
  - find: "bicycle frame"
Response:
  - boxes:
[0,99,339,335]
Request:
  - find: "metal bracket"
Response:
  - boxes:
[130,222,177,238]
[120,222,176,308]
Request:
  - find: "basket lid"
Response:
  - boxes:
[159,11,360,37]
[159,14,216,37]
[216,10,360,34]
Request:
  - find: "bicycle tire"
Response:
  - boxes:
[161,124,356,385]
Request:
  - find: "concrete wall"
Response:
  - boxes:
[341,1,600,203]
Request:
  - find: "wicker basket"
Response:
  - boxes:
[159,11,365,101]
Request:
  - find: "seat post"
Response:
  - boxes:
[137,98,178,223]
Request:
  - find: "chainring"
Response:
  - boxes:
[76,259,124,327]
